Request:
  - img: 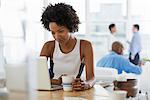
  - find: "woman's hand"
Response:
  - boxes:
[72,78,90,91]
[57,74,68,85]
[51,74,67,85]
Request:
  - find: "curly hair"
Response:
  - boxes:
[41,3,80,33]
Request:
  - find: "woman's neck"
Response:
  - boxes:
[59,36,77,53]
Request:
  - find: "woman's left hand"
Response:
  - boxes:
[72,78,90,91]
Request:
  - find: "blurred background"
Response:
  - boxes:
[0,0,150,93]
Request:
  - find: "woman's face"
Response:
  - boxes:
[49,22,70,44]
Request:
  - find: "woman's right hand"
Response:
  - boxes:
[51,79,62,85]
[51,74,66,85]
[57,74,67,85]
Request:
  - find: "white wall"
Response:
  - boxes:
[0,28,4,72]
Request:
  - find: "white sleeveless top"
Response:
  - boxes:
[53,39,81,79]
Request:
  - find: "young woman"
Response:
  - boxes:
[40,3,95,91]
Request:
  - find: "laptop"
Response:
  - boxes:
[36,57,62,91]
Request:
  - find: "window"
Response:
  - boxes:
[0,0,44,63]
[86,0,127,63]
[129,0,150,58]
[1,0,150,66]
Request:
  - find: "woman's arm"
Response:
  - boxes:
[40,41,62,85]
[72,40,95,90]
[84,40,95,88]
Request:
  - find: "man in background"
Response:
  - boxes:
[97,41,142,74]
[109,23,117,35]
[129,24,142,65]
[108,23,118,51]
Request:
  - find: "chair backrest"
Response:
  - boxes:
[81,67,118,82]
[95,67,118,75]
[95,67,118,82]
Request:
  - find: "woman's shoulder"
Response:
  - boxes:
[80,39,93,56]
[44,40,55,51]
[80,39,92,47]
[40,40,55,57]
[44,40,55,46]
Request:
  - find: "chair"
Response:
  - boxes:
[94,67,118,82]
[81,67,118,82]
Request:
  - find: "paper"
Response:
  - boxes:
[94,85,110,97]
[64,96,88,100]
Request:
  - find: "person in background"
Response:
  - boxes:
[109,23,117,35]
[129,24,142,65]
[97,41,142,74]
[108,23,118,51]
[40,3,95,91]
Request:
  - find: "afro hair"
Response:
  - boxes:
[41,3,80,33]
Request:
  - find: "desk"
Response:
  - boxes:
[6,85,110,100]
